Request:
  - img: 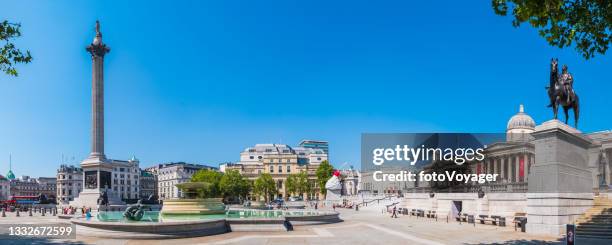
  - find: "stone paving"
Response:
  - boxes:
[0,209,610,244]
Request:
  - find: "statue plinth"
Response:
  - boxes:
[526,120,593,235]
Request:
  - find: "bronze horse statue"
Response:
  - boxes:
[547,58,580,128]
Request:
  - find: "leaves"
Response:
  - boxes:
[253,173,277,203]
[285,171,310,198]
[190,169,223,198]
[492,0,611,59]
[316,160,334,196]
[1,20,32,76]
[219,170,251,200]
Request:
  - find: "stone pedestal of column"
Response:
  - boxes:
[526,120,593,235]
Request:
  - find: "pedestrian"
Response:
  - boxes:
[392,206,398,218]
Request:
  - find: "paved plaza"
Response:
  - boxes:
[0,208,610,245]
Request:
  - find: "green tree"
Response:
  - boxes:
[191,169,223,197]
[219,170,251,202]
[1,20,33,76]
[492,0,612,59]
[285,172,310,198]
[253,173,277,203]
[286,174,299,197]
[296,171,311,199]
[316,160,334,196]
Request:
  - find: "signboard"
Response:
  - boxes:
[566,224,575,245]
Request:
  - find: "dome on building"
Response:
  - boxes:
[507,104,535,132]
[6,170,15,180]
[506,104,535,142]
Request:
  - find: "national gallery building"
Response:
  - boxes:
[359,104,612,236]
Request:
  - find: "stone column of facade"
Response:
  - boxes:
[515,154,520,182]
[524,154,529,182]
[526,120,594,235]
[500,157,505,181]
[492,158,497,176]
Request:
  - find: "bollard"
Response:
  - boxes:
[29,209,33,216]
[42,209,45,216]
[16,210,20,217]
[52,208,56,216]
[1,208,5,217]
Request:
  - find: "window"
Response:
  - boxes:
[249,156,254,159]
[269,165,274,173]
[287,165,291,173]
[278,165,282,173]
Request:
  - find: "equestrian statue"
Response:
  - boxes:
[547,58,580,128]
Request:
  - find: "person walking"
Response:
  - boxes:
[391,206,398,218]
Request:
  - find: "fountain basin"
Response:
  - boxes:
[72,208,341,239]
[72,217,227,239]
[160,198,225,215]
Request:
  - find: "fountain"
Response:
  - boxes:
[160,182,226,216]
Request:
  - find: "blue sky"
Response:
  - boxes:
[1,1,611,177]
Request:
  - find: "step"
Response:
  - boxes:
[576,224,612,229]
[573,231,612,237]
[576,234,612,240]
[576,227,612,233]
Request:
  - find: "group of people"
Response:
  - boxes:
[62,206,92,217]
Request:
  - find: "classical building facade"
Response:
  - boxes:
[340,167,360,196]
[56,165,83,204]
[223,142,329,201]
[146,162,216,200]
[10,176,57,198]
[139,170,157,199]
[469,104,535,193]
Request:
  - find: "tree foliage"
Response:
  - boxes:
[492,0,611,59]
[191,169,223,198]
[285,171,311,198]
[316,160,334,196]
[1,20,32,76]
[253,173,277,202]
[219,169,251,201]
[176,182,216,198]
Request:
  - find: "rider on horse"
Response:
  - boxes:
[560,65,575,104]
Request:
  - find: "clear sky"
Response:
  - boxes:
[1,1,611,177]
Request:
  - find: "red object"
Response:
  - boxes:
[519,157,525,180]
[333,170,340,177]
[476,163,482,175]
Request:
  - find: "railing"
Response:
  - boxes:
[402,182,529,193]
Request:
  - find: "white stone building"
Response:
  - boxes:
[224,142,329,201]
[56,165,83,204]
[109,157,141,201]
[148,163,216,200]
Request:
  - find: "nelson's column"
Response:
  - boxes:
[70,21,124,208]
